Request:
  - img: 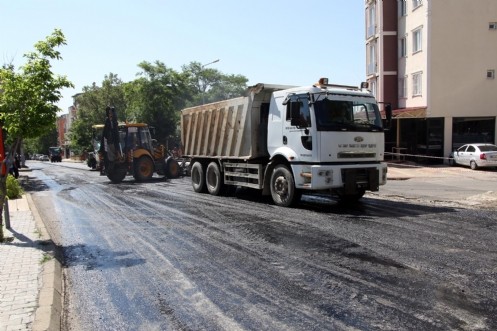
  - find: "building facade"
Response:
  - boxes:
[366,0,497,163]
[56,104,78,158]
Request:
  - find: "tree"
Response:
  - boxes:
[209,73,248,101]
[67,61,248,159]
[69,73,126,153]
[127,61,192,145]
[23,130,58,157]
[181,61,248,107]
[0,29,73,242]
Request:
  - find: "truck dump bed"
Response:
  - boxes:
[181,84,292,159]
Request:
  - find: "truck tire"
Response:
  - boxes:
[164,156,181,179]
[206,162,224,196]
[107,164,127,183]
[270,165,300,207]
[133,156,154,181]
[191,161,207,193]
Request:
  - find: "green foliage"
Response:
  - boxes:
[0,29,72,241]
[129,61,192,144]
[68,60,248,152]
[23,130,58,155]
[0,29,74,142]
[6,174,23,199]
[69,73,126,152]
[181,61,247,107]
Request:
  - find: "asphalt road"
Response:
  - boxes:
[24,160,497,331]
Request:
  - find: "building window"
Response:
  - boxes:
[412,0,422,10]
[412,72,422,96]
[487,70,495,79]
[399,0,407,16]
[399,76,407,98]
[412,27,423,53]
[367,4,376,38]
[367,42,377,75]
[399,37,407,57]
[490,22,497,30]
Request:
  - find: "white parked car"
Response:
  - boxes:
[38,155,50,161]
[449,143,497,170]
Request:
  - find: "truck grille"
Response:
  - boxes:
[338,152,376,158]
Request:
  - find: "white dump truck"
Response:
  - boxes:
[181,78,392,207]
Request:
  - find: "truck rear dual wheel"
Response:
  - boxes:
[206,162,224,196]
[270,165,301,207]
[191,161,225,195]
[191,162,207,193]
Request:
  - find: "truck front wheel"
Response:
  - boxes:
[206,162,224,196]
[191,162,206,193]
[270,165,300,207]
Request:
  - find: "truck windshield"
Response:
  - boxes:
[314,98,383,132]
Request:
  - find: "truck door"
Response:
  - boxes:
[286,95,313,161]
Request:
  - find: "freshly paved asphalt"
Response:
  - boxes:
[0,162,495,331]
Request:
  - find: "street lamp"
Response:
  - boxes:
[200,59,220,104]
[202,59,220,68]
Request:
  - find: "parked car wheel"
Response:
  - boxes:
[470,160,478,170]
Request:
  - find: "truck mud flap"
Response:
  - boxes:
[343,168,379,194]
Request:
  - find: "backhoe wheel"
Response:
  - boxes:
[107,164,127,183]
[270,165,300,207]
[191,162,206,193]
[164,156,181,179]
[134,156,154,181]
[206,162,224,196]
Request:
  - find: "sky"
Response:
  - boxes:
[0,0,366,115]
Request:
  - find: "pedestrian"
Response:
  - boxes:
[8,154,19,178]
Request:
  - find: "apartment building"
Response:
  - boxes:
[56,103,78,158]
[366,0,497,163]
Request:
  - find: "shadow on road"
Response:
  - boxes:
[233,187,458,218]
[19,175,50,192]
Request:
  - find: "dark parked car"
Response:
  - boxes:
[449,143,497,170]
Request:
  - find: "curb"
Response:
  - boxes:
[26,193,63,331]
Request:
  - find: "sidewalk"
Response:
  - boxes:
[386,161,486,179]
[0,192,61,331]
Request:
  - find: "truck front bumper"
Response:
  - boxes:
[294,163,388,191]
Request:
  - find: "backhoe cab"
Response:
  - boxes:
[99,106,180,183]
